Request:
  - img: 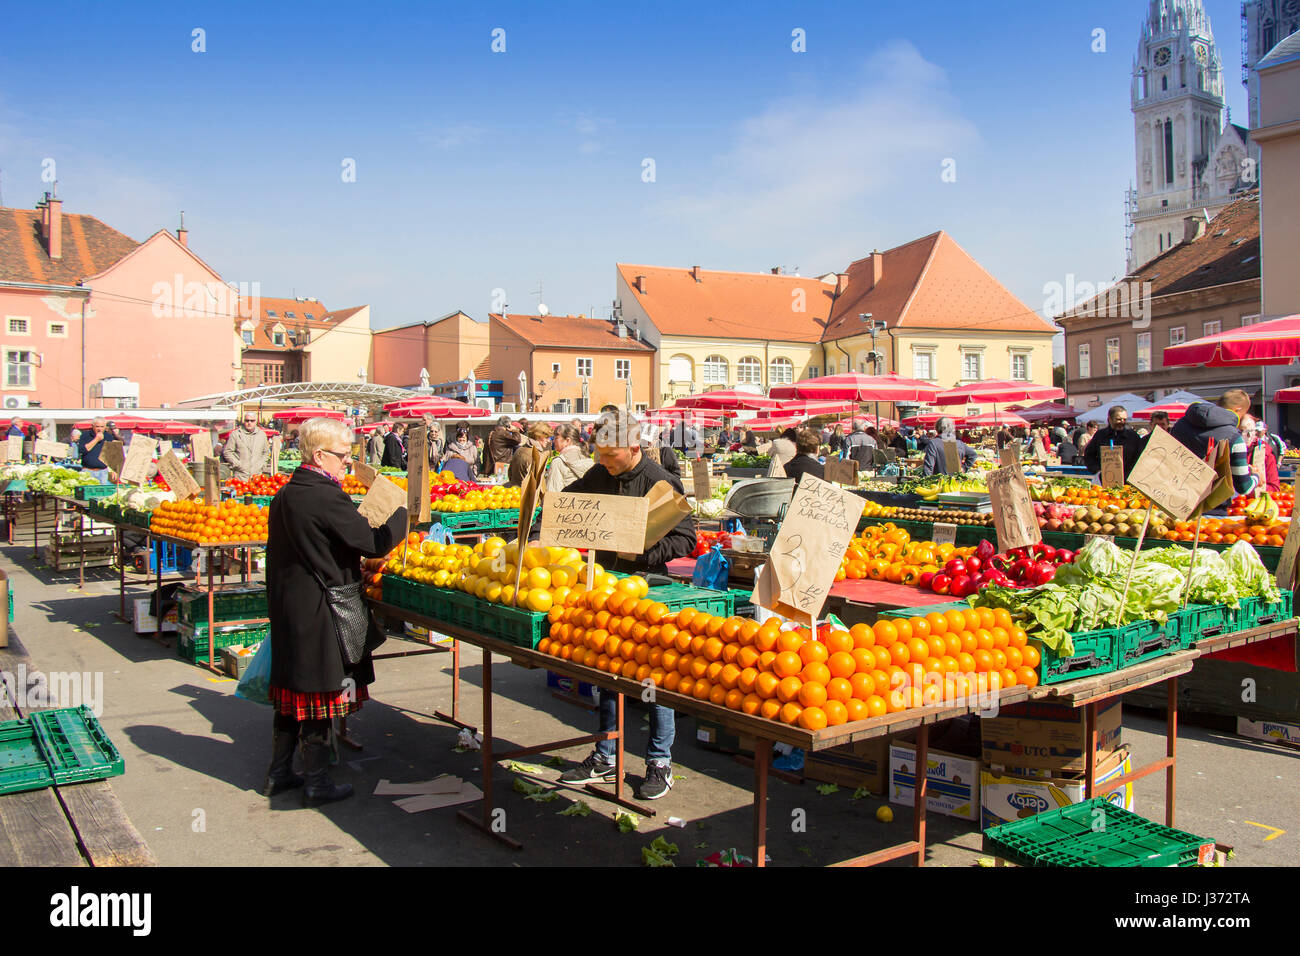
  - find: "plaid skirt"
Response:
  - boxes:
[269,683,369,720]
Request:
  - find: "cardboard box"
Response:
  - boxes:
[403,622,453,647]
[804,737,889,793]
[1237,716,1300,749]
[546,670,596,702]
[220,644,259,679]
[132,598,179,634]
[981,699,1122,772]
[889,742,981,821]
[693,718,756,757]
[980,747,1133,828]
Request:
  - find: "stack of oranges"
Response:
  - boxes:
[150,498,270,545]
[539,595,1040,731]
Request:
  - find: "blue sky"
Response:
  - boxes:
[1,0,1251,362]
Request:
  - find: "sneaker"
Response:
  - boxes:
[638,763,674,800]
[559,752,616,785]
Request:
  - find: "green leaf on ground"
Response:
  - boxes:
[558,801,591,817]
[816,783,839,795]
[642,845,675,867]
[525,790,560,803]
[512,778,544,796]
[977,857,997,867]
[649,836,679,857]
[693,841,709,849]
[503,760,547,775]
[797,845,813,857]
[545,756,566,768]
[616,811,639,833]
[851,787,871,801]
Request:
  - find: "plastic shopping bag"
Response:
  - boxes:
[425,523,454,545]
[692,544,730,591]
[235,635,272,705]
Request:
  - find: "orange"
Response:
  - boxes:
[825,629,854,655]
[658,622,679,649]
[889,643,910,666]
[849,672,876,699]
[990,626,1010,649]
[779,702,804,725]
[1010,627,1029,649]
[706,616,726,639]
[798,681,828,708]
[1021,644,1041,668]
[673,629,693,653]
[943,609,967,634]
[724,688,745,710]
[892,619,913,643]
[976,607,996,630]
[620,639,637,660]
[634,644,651,665]
[690,657,710,679]
[773,651,803,678]
[992,607,1013,630]
[646,602,670,624]
[777,630,805,654]
[538,638,552,656]
[959,631,978,655]
[1003,646,1023,670]
[872,620,898,647]
[925,612,949,636]
[962,609,982,632]
[690,635,708,656]
[827,652,857,680]
[676,607,697,631]
[845,698,869,722]
[800,661,831,686]
[677,675,695,697]
[1015,666,1039,689]
[693,679,712,701]
[703,637,725,661]
[798,706,828,731]
[851,648,876,673]
[926,635,947,660]
[759,699,783,721]
[754,672,780,699]
[999,669,1018,689]
[975,628,995,651]
[758,651,777,671]
[972,649,994,673]
[942,633,961,657]
[719,663,742,689]
[649,666,665,686]
[661,648,680,672]
[956,652,977,675]
[721,643,741,665]
[755,620,781,651]
[823,676,851,703]
[798,640,829,666]
[849,623,876,648]
[777,676,803,703]
[737,646,761,669]
[706,660,725,683]
[708,683,727,705]
[823,700,848,727]
[738,620,760,645]
[741,693,763,715]
[738,667,759,694]
[906,637,930,664]
[676,654,694,676]
[633,663,650,681]
[990,648,1008,672]
[721,617,743,641]
[872,646,893,670]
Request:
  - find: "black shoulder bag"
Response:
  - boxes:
[284,533,386,668]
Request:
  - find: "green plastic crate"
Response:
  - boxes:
[0,706,124,795]
[177,621,269,662]
[381,574,422,611]
[1228,592,1294,632]
[435,510,497,531]
[645,583,734,617]
[74,483,121,500]
[471,600,549,649]
[983,798,1213,867]
[877,600,969,619]
[243,495,274,508]
[728,589,754,617]
[176,584,268,627]
[1116,618,1180,669]
[1036,627,1120,685]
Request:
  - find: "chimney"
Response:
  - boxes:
[635,275,647,294]
[691,265,701,282]
[616,320,627,338]
[1182,215,1206,244]
[869,250,883,290]
[771,267,781,275]
[177,211,188,248]
[46,193,63,260]
[835,273,850,296]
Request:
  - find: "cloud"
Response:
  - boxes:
[562,111,613,154]
[650,41,978,250]
[415,123,486,150]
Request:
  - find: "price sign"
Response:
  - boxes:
[1099,446,1125,489]
[191,430,213,463]
[34,439,69,459]
[824,458,858,486]
[1275,517,1300,590]
[932,522,957,547]
[120,435,154,486]
[998,446,1019,469]
[986,464,1041,551]
[539,492,649,554]
[3,437,21,462]
[203,457,221,504]
[267,436,283,475]
[944,440,961,474]
[102,440,125,477]
[754,474,860,622]
[691,459,711,502]
[406,425,430,524]
[1126,427,1216,522]
[157,450,202,500]
[351,461,377,488]
[1251,444,1267,486]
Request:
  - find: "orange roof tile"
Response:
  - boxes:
[616,264,832,342]
[236,296,339,351]
[491,312,654,351]
[0,206,139,286]
[824,232,1054,340]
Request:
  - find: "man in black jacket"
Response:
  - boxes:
[782,427,825,488]
[558,411,693,801]
[382,422,407,469]
[1082,406,1141,478]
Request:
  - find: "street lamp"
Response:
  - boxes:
[860,313,888,426]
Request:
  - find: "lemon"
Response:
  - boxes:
[500,584,516,606]
[876,806,894,823]
[522,546,548,570]
[548,565,574,588]
[433,570,450,587]
[486,582,503,603]
[526,589,553,613]
[515,587,531,608]
[551,586,571,607]
[526,567,551,590]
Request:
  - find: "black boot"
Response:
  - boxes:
[300,719,353,807]
[261,712,304,796]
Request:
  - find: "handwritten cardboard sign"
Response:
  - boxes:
[1251,444,1267,486]
[999,445,1019,469]
[1275,517,1300,590]
[358,475,406,528]
[943,440,961,475]
[1127,426,1217,522]
[1100,446,1125,489]
[691,459,712,502]
[932,522,957,547]
[204,457,221,505]
[406,425,430,524]
[102,440,125,477]
[352,460,377,488]
[267,436,283,475]
[754,474,861,622]
[191,430,213,463]
[120,435,154,486]
[512,448,551,590]
[824,458,858,486]
[34,439,69,459]
[157,450,202,500]
[3,437,21,462]
[986,464,1041,551]
[540,492,649,553]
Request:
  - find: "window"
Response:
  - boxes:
[271,331,285,346]
[241,330,253,346]
[668,355,692,383]
[913,351,935,381]
[266,310,277,318]
[304,313,314,320]
[615,359,631,380]
[285,311,296,319]
[702,355,728,385]
[961,350,982,381]
[769,357,793,385]
[300,329,310,344]
[7,318,28,335]
[1241,313,1261,327]
[1169,326,1185,345]
[1136,332,1151,373]
[806,365,818,379]
[737,357,762,385]
[5,350,34,387]
[47,322,67,338]
[551,362,561,377]
[1203,320,1221,337]
[635,404,648,413]
[1011,352,1030,381]
[576,357,593,378]
[1078,343,1091,378]
[1106,337,1120,375]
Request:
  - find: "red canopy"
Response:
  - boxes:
[759,400,859,417]
[769,373,939,403]
[1275,387,1300,404]
[1132,402,1192,422]
[746,416,806,432]
[675,390,781,411]
[1163,314,1300,367]
[1009,400,1077,422]
[383,398,490,418]
[271,407,346,424]
[147,421,207,436]
[219,426,280,440]
[72,414,163,430]
[959,411,1029,428]
[900,413,945,427]
[934,381,1065,406]
[832,414,900,429]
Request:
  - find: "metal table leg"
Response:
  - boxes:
[458,646,522,850]
[753,741,769,868]
[1167,677,1178,827]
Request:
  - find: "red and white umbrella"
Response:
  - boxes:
[1274,387,1300,404]
[383,398,490,419]
[769,372,939,403]
[959,411,1029,428]
[763,400,859,417]
[1132,402,1192,422]
[675,390,782,411]
[148,420,208,436]
[934,381,1065,406]
[746,416,806,432]
[832,413,900,430]
[271,406,347,424]
[900,413,946,427]
[72,414,164,430]
[219,426,280,440]
[1163,314,1300,367]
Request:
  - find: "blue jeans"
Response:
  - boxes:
[595,690,675,766]
[85,468,110,484]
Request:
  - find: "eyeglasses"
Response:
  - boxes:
[319,448,350,462]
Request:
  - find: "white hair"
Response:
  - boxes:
[299,417,354,459]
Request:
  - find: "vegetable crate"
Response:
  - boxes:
[1036,627,1119,685]
[175,584,268,627]
[645,583,735,617]
[1117,617,1181,669]
[879,600,968,619]
[728,589,755,617]
[177,621,270,663]
[471,600,548,649]
[74,483,122,501]
[1227,591,1294,633]
[491,508,522,529]
[242,495,274,508]
[982,798,1214,867]
[0,706,125,796]
[148,540,193,574]
[1169,603,1230,649]
[435,510,497,532]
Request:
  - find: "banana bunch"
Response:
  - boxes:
[1245,492,1280,524]
[915,475,987,500]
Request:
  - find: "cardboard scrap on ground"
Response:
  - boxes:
[374,775,463,797]
[393,783,483,813]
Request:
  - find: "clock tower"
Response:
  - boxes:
[1126,0,1246,273]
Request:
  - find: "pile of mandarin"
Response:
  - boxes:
[539,597,1041,730]
[149,498,270,545]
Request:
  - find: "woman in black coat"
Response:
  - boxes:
[263,418,407,806]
